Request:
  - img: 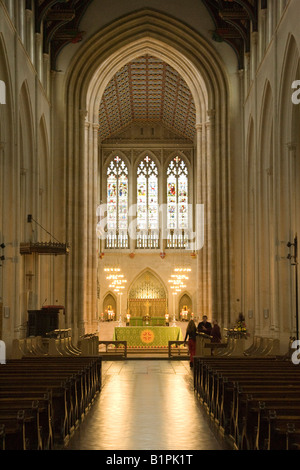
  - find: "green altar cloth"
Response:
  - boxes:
[113,326,183,348]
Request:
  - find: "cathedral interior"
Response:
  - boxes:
[0,0,300,452]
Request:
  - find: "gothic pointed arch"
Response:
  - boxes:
[179,292,193,320]
[277,34,300,340]
[38,115,51,306]
[19,81,35,243]
[103,291,117,319]
[244,116,255,330]
[257,81,274,332]
[0,33,14,339]
[128,268,167,317]
[64,9,232,337]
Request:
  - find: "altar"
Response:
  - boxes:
[113,326,183,348]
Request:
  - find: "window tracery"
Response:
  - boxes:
[106,156,128,248]
[137,156,159,249]
[167,156,189,249]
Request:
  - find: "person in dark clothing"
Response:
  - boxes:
[210,320,221,343]
[184,319,197,368]
[197,315,212,336]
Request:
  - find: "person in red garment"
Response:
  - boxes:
[184,319,197,368]
[210,320,222,343]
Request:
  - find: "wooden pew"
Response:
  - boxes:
[0,424,5,450]
[0,410,29,450]
[0,397,51,450]
[193,356,300,450]
[241,398,300,450]
[0,356,102,449]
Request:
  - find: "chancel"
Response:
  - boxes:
[1,0,300,452]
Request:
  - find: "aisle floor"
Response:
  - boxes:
[65,360,226,451]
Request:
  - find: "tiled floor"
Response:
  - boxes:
[65,360,226,451]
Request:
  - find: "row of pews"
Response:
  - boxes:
[194,355,300,450]
[12,330,99,358]
[0,356,102,450]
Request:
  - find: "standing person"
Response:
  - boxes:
[197,315,212,336]
[184,319,197,368]
[210,320,221,343]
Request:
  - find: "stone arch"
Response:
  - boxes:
[19,81,35,242]
[257,81,274,333]
[178,292,193,320]
[38,115,50,234]
[19,80,36,328]
[64,9,231,337]
[244,116,256,333]
[0,33,14,343]
[103,292,117,319]
[277,34,300,339]
[128,268,167,317]
[38,115,51,307]
[128,267,167,297]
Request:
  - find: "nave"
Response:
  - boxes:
[65,360,225,451]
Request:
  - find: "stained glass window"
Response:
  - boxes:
[137,156,159,248]
[106,156,128,248]
[167,156,189,248]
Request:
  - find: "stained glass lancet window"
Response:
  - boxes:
[106,156,128,248]
[137,156,159,248]
[167,156,189,249]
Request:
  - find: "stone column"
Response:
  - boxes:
[25,7,33,61]
[195,123,202,319]
[89,122,99,333]
[259,9,267,63]
[250,32,258,86]
[206,109,217,322]
[75,110,89,341]
[287,142,298,336]
[35,33,42,84]
[43,53,50,97]
[77,115,100,336]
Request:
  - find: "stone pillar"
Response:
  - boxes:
[195,123,202,318]
[77,115,100,336]
[25,8,33,62]
[207,109,218,323]
[287,142,298,336]
[35,33,42,84]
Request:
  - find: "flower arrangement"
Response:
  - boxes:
[225,314,248,338]
[233,313,248,337]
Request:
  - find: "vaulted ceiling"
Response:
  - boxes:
[28,0,262,139]
[99,55,196,141]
